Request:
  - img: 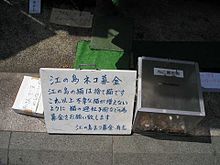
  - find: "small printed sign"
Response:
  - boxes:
[154,67,184,78]
[12,76,44,117]
[200,72,220,91]
[40,68,137,134]
[29,0,41,14]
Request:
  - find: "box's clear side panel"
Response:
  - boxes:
[141,59,201,113]
[133,57,143,130]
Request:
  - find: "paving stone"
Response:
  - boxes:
[210,136,220,164]
[113,135,215,165]
[9,132,112,165]
[113,153,215,165]
[211,137,220,154]
[214,156,220,165]
[113,135,214,154]
[0,131,11,165]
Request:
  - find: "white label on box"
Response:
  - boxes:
[154,67,184,78]
[29,0,41,14]
[40,68,137,134]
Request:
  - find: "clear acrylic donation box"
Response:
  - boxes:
[133,57,205,134]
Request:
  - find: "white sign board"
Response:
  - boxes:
[29,0,41,14]
[40,68,137,134]
[12,76,44,117]
[200,72,220,91]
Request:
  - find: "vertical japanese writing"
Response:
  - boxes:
[42,69,136,134]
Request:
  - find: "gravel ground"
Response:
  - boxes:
[123,0,220,41]
[0,0,220,72]
[0,0,92,72]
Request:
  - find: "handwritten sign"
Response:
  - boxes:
[50,8,93,28]
[200,72,220,91]
[29,0,41,14]
[12,76,44,117]
[40,69,137,134]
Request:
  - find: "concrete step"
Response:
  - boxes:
[1,131,220,165]
[1,71,220,134]
[1,71,220,164]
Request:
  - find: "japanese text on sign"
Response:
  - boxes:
[40,69,137,134]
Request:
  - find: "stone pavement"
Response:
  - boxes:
[1,72,220,165]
